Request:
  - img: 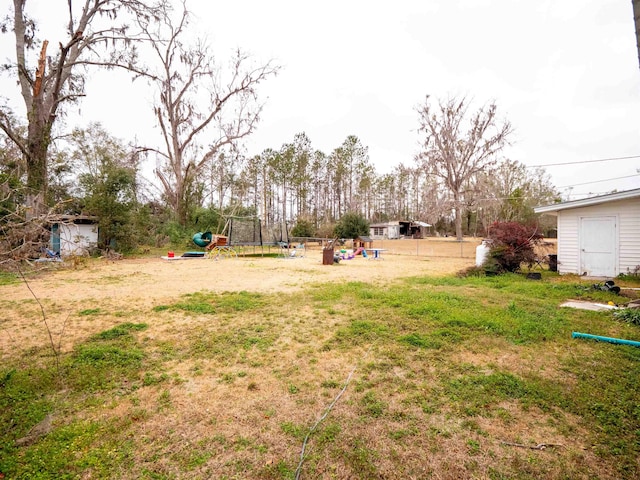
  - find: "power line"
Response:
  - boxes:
[527,154,640,168]
[557,173,640,189]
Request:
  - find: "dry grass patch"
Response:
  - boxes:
[2,245,640,479]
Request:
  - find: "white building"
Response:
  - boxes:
[534,189,640,277]
[50,216,99,257]
[369,221,401,240]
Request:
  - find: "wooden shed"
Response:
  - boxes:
[534,188,640,277]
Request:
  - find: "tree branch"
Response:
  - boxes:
[0,110,28,157]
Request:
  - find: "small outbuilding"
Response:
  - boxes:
[399,220,432,238]
[534,188,640,277]
[369,221,401,240]
[50,215,99,257]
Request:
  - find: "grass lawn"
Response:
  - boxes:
[1,270,640,479]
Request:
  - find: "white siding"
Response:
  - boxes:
[556,198,639,275]
[369,222,401,240]
[557,213,579,274]
[619,201,640,274]
[59,223,98,256]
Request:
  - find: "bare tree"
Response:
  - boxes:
[416,96,512,241]
[138,2,278,225]
[474,159,560,231]
[0,0,160,213]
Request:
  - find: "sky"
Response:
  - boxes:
[3,0,640,200]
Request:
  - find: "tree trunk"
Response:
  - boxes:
[454,192,463,241]
[23,99,53,216]
[26,119,50,200]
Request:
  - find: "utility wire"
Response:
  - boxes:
[557,173,640,189]
[436,172,639,201]
[527,154,640,168]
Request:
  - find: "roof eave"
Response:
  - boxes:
[534,188,640,214]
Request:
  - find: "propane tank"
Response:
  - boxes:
[475,240,490,267]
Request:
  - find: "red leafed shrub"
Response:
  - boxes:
[486,222,542,273]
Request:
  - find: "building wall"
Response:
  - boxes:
[557,213,578,275]
[369,222,401,240]
[370,226,385,240]
[55,223,98,256]
[557,198,639,275]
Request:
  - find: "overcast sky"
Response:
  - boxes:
[4,0,640,200]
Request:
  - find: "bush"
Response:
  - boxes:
[456,265,486,278]
[291,218,315,238]
[160,221,192,246]
[191,207,224,234]
[614,308,640,326]
[486,221,542,273]
[333,212,369,239]
[316,223,336,239]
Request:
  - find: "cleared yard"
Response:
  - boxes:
[1,238,481,356]
[3,237,640,480]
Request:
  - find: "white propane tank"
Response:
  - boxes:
[475,240,490,267]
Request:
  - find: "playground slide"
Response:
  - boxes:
[160,232,212,260]
[193,231,213,247]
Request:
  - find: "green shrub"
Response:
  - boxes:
[333,212,369,239]
[614,308,640,326]
[291,218,315,237]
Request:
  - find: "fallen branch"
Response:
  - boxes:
[17,266,62,378]
[294,344,374,480]
[501,440,564,450]
[294,365,356,480]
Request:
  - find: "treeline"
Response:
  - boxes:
[1,120,560,258]
[0,2,560,260]
[206,132,560,238]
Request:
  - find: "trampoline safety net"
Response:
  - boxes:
[227,217,289,246]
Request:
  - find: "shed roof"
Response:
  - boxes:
[48,214,99,224]
[399,220,432,227]
[370,221,400,227]
[534,188,640,215]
